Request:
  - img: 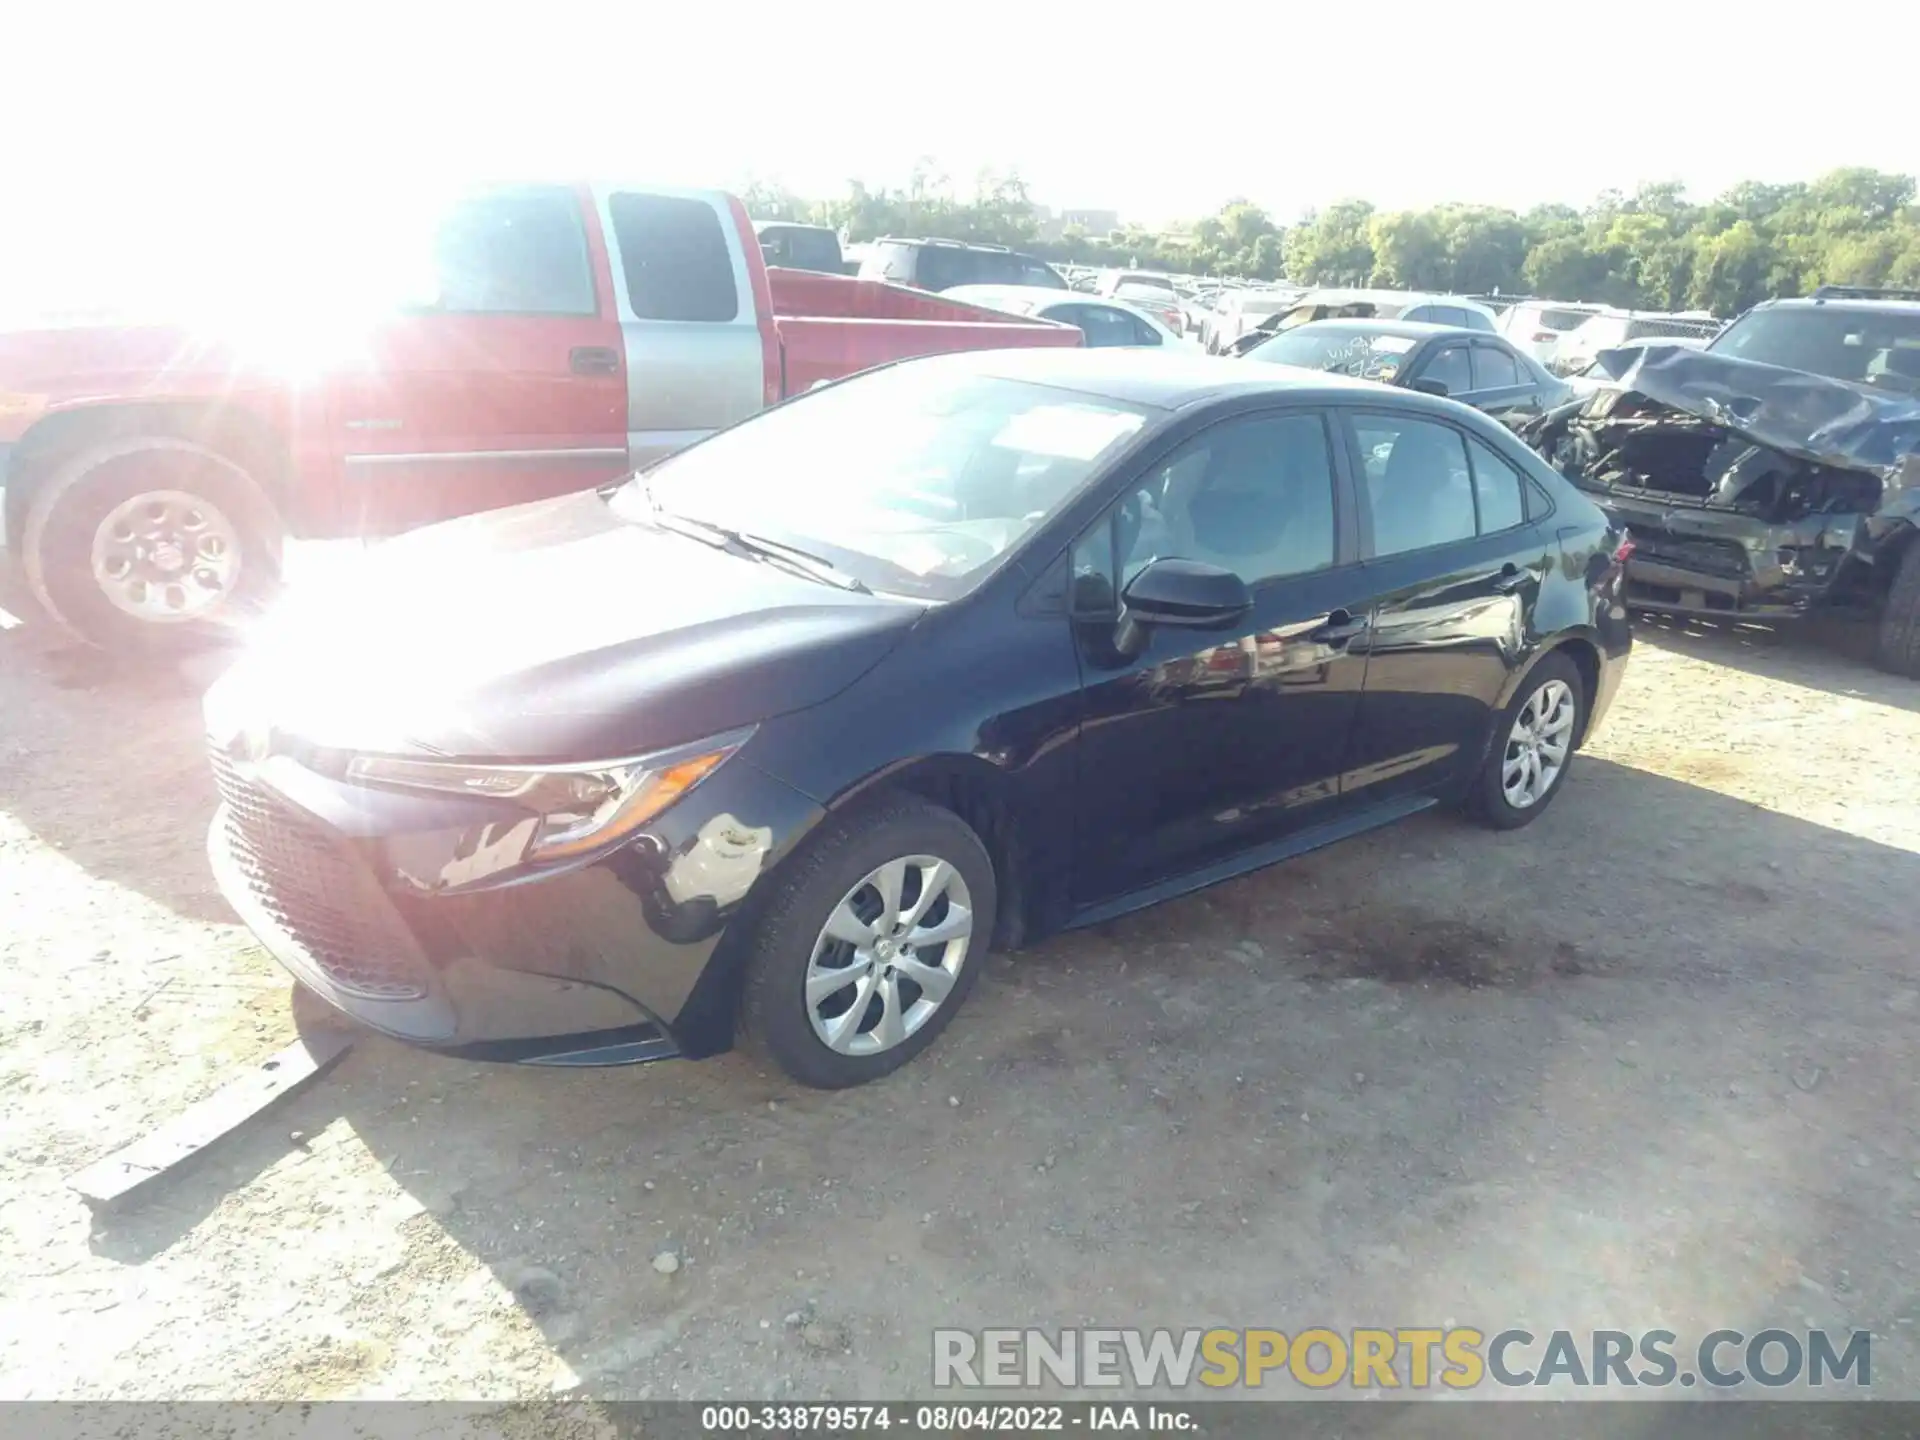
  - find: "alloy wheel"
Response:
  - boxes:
[1502,678,1576,809]
[805,855,974,1056]
[89,489,242,623]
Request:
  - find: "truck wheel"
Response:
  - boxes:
[19,436,283,652]
[1875,536,1920,680]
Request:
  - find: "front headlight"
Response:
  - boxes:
[345,727,754,862]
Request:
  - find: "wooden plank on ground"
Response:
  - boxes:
[67,1028,354,1209]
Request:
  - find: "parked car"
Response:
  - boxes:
[857,238,1067,293]
[1243,319,1571,424]
[754,221,845,275]
[1095,274,1189,336]
[1524,286,1920,675]
[0,185,1081,652]
[1204,289,1303,354]
[203,348,1632,1088]
[1497,300,1606,366]
[942,285,1190,349]
[1548,308,1720,376]
[1268,289,1499,336]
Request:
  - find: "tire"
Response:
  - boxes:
[1468,651,1586,831]
[1874,536,1920,680]
[19,436,283,653]
[739,797,997,1089]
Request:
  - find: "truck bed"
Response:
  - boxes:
[765,267,1081,395]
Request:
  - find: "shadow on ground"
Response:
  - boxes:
[80,755,1920,1398]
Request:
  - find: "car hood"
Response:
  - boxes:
[1577,345,1920,482]
[209,489,926,761]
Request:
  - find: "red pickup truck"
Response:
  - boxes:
[0,183,1079,651]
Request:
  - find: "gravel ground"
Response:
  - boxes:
[2,602,1918,1402]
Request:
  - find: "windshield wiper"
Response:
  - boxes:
[648,508,872,594]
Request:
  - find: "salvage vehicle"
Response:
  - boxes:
[1222,291,1499,357]
[753,220,845,275]
[1524,286,1920,675]
[1242,319,1571,423]
[202,349,1632,1088]
[941,284,1193,349]
[1547,307,1720,377]
[0,185,1080,652]
[856,238,1068,293]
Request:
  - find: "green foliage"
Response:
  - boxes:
[759,166,1920,314]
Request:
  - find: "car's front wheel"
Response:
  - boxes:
[740,798,996,1089]
[1874,537,1920,679]
[1470,652,1586,830]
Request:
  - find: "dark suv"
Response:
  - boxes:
[1527,285,1920,677]
[858,238,1068,293]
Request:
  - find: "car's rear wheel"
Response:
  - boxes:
[1470,652,1586,830]
[20,436,283,652]
[739,798,996,1089]
[1874,537,1920,680]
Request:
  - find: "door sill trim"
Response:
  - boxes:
[1064,794,1438,931]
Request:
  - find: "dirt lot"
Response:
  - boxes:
[3,602,1918,1402]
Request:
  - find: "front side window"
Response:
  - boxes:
[1073,413,1338,607]
[1353,414,1476,558]
[1419,345,1474,395]
[608,193,739,322]
[1069,305,1146,348]
[620,364,1149,599]
[430,187,596,316]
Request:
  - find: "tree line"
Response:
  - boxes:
[745,165,1920,316]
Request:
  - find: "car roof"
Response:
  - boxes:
[1758,294,1920,314]
[1271,317,1486,341]
[907,346,1404,410]
[945,286,1171,326]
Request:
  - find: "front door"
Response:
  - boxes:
[330,184,629,535]
[1069,407,1374,905]
[1337,408,1552,804]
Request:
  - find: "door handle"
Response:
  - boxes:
[1491,564,1530,594]
[1306,607,1368,646]
[570,346,621,376]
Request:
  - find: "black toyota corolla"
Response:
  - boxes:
[205,349,1631,1088]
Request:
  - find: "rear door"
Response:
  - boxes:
[599,188,770,467]
[1464,340,1542,420]
[334,183,629,532]
[1337,406,1552,804]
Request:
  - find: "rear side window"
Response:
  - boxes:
[1466,434,1527,532]
[1353,413,1476,557]
[609,194,739,322]
[1471,346,1522,389]
[1461,308,1495,332]
[430,187,596,316]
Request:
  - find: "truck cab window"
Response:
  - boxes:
[431,187,596,316]
[609,193,740,322]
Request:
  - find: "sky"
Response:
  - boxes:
[4,0,1919,304]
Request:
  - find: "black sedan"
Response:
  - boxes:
[1243,319,1572,425]
[204,350,1632,1089]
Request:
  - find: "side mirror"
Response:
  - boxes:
[1410,377,1450,397]
[1115,558,1251,653]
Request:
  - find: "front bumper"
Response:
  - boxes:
[1584,490,1864,620]
[207,742,825,1064]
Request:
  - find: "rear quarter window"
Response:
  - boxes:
[608,193,739,322]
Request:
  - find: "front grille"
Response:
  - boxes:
[211,749,430,1000]
[1631,533,1751,581]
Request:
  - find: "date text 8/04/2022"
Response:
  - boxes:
[697,1403,1195,1431]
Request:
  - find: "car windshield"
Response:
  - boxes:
[1245,325,1420,380]
[613,365,1151,599]
[1709,306,1920,391]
